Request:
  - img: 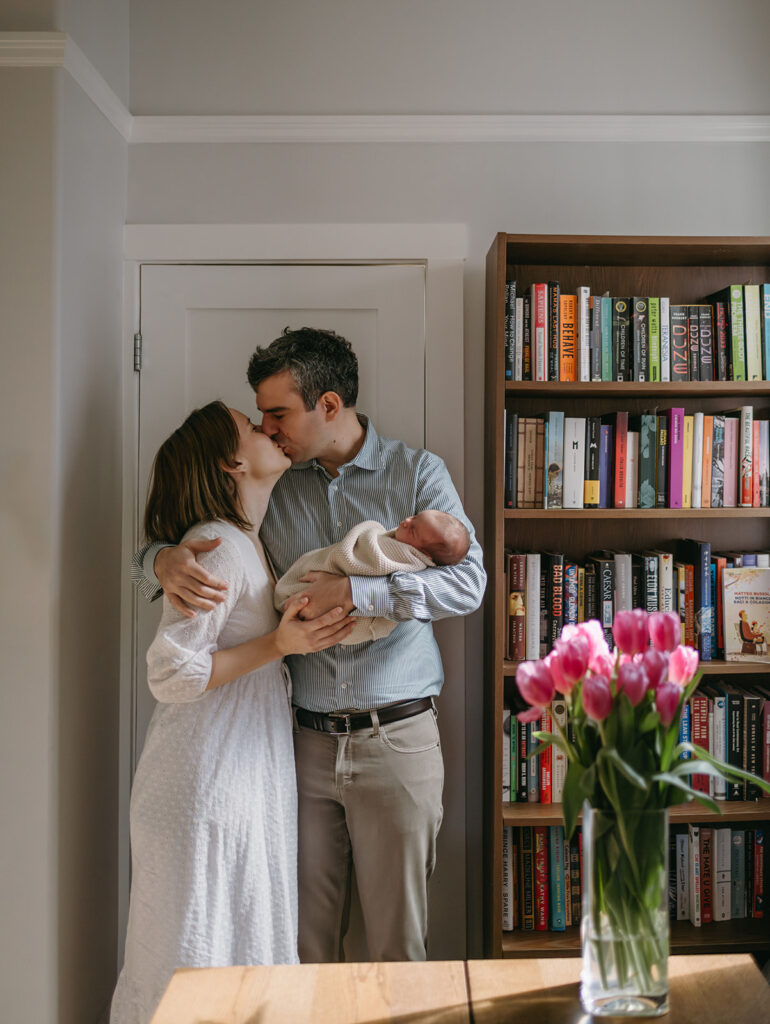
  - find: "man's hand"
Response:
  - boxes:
[154,539,228,618]
[296,570,355,620]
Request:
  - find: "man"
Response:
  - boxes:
[132,326,486,962]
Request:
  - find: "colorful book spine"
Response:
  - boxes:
[522,295,532,380]
[648,297,661,382]
[532,283,548,383]
[761,284,770,381]
[701,415,713,510]
[601,295,613,382]
[639,413,657,509]
[676,832,689,921]
[502,824,514,930]
[700,828,714,924]
[563,416,586,510]
[729,285,747,381]
[598,425,613,508]
[545,410,565,509]
[670,305,690,382]
[740,406,753,507]
[548,825,567,931]
[688,824,702,927]
[590,296,602,382]
[655,414,668,508]
[539,706,552,805]
[502,708,511,801]
[723,416,739,507]
[688,305,701,382]
[514,297,524,380]
[668,407,685,509]
[504,410,517,509]
[520,826,535,930]
[660,296,671,382]
[613,412,629,509]
[613,297,631,382]
[714,301,728,381]
[548,281,560,382]
[699,305,714,382]
[744,284,763,381]
[690,692,711,793]
[578,286,591,383]
[509,553,527,662]
[504,280,516,380]
[534,826,549,930]
[563,561,578,627]
[559,293,577,382]
[632,297,649,382]
[682,414,694,509]
[584,417,601,508]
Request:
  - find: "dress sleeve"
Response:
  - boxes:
[146,537,245,703]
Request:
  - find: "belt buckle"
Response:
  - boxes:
[328,712,352,735]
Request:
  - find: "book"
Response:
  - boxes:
[551,698,568,802]
[563,417,586,509]
[731,830,746,919]
[504,410,517,508]
[578,286,591,382]
[744,284,763,381]
[660,296,671,382]
[688,824,702,926]
[648,296,661,382]
[591,552,616,646]
[670,305,689,382]
[611,411,629,508]
[723,566,770,663]
[687,305,701,382]
[544,552,565,652]
[698,305,714,381]
[502,824,514,930]
[614,551,633,613]
[535,418,546,508]
[692,412,704,509]
[723,415,739,507]
[625,431,638,509]
[598,424,613,508]
[569,836,581,924]
[613,297,631,381]
[514,296,524,380]
[682,414,694,508]
[753,420,761,507]
[638,413,657,509]
[539,707,552,805]
[714,827,732,921]
[668,407,685,509]
[676,832,689,921]
[533,826,549,930]
[548,281,560,382]
[527,720,540,803]
[701,414,713,510]
[655,414,668,508]
[690,691,711,794]
[714,300,729,381]
[520,826,535,930]
[601,295,613,382]
[761,284,770,381]
[700,827,714,924]
[502,708,511,801]
[590,296,602,382]
[522,294,532,380]
[548,825,567,931]
[707,285,746,380]
[509,552,527,662]
[675,539,713,660]
[545,410,565,509]
[584,417,601,508]
[559,293,578,382]
[563,561,578,627]
[760,420,770,505]
[504,280,516,380]
[531,283,548,382]
[632,297,649,381]
[711,414,726,508]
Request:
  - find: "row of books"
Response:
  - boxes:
[502,823,579,931]
[501,824,765,932]
[503,406,770,510]
[669,825,765,926]
[504,547,770,664]
[503,282,770,383]
[503,677,770,807]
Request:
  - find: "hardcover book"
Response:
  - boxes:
[559,293,578,382]
[548,281,561,382]
[613,297,631,381]
[563,417,586,509]
[648,296,661,382]
[632,297,649,381]
[584,416,601,508]
[660,296,671,382]
[722,566,770,663]
[545,410,565,509]
[670,305,690,382]
[531,283,548,383]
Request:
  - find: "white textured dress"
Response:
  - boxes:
[111,521,298,1024]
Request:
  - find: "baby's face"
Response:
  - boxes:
[394,510,446,553]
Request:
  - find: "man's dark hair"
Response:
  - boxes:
[246,326,358,410]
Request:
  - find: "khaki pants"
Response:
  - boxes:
[293,706,444,963]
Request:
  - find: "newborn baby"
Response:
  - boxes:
[273,509,471,645]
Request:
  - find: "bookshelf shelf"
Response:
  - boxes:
[504,508,770,520]
[502,801,770,828]
[501,919,770,959]
[484,232,770,959]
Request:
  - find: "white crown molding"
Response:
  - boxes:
[2,34,769,146]
[0,32,131,141]
[123,223,468,262]
[129,113,770,145]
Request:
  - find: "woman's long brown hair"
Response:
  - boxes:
[144,400,252,544]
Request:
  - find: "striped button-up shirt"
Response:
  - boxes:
[132,416,486,712]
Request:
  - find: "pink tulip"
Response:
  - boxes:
[544,650,573,696]
[656,681,683,727]
[554,634,590,685]
[617,661,649,707]
[612,609,650,656]
[648,611,681,653]
[515,660,555,708]
[582,674,613,722]
[563,620,610,664]
[668,645,699,687]
[516,705,543,724]
[640,648,669,691]
[590,650,616,678]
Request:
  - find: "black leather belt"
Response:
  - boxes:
[295,697,433,735]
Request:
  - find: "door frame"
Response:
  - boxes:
[119,223,468,961]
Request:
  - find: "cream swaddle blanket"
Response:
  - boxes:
[273,520,434,645]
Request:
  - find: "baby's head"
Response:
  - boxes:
[394,510,471,566]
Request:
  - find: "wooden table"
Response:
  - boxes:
[151,954,770,1023]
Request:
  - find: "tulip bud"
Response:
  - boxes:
[544,650,572,696]
[617,661,648,707]
[554,634,590,685]
[640,648,669,691]
[582,674,613,722]
[656,681,683,727]
[612,609,650,656]
[515,659,555,708]
[668,645,699,687]
[648,611,681,653]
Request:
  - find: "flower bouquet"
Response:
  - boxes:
[515,609,770,1018]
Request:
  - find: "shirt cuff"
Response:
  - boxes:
[143,542,172,600]
[349,576,391,618]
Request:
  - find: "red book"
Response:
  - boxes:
[613,411,629,508]
[539,708,552,804]
[753,420,761,507]
[690,693,711,793]
[715,301,729,380]
[531,283,548,383]
[700,828,714,924]
[533,826,549,930]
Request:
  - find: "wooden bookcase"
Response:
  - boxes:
[483,233,770,958]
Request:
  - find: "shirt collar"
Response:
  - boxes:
[290,414,383,474]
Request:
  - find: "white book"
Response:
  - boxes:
[692,412,704,509]
[551,697,568,803]
[676,832,689,921]
[514,297,524,381]
[710,690,727,800]
[757,552,770,568]
[502,825,514,930]
[578,286,591,382]
[744,285,763,380]
[660,296,671,382]
[563,416,586,509]
[648,550,675,613]
[614,552,633,612]
[525,553,541,661]
[714,827,732,921]
[688,824,702,927]
[625,430,639,508]
[502,708,511,802]
[740,405,753,507]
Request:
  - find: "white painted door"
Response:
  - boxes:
[135,263,426,761]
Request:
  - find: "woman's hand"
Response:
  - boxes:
[275,595,355,655]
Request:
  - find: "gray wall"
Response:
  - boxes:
[0,4,127,1021]
[127,0,770,956]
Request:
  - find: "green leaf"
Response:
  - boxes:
[638,709,660,734]
[562,766,585,840]
[531,730,570,757]
[682,743,770,795]
[652,771,721,814]
[682,667,704,704]
[602,748,649,792]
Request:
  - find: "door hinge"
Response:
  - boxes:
[133,332,142,372]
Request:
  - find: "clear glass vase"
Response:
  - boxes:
[581,805,670,1017]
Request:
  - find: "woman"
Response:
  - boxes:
[111,401,352,1024]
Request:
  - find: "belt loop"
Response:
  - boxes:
[291,705,300,732]
[370,708,380,737]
